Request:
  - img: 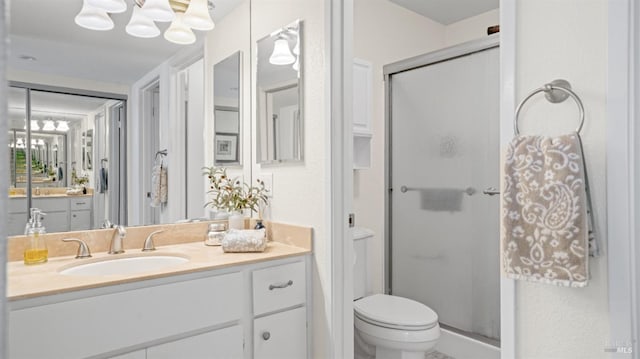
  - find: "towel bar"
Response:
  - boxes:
[399,186,476,196]
[514,79,585,135]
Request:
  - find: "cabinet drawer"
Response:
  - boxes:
[253,261,305,315]
[147,325,243,359]
[70,198,92,211]
[9,272,243,359]
[32,197,68,212]
[254,307,307,359]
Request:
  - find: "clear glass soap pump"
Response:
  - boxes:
[24,209,48,265]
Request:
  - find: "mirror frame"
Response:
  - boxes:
[255,19,304,165]
[213,51,243,166]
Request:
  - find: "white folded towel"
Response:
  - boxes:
[502,133,589,287]
[222,229,267,253]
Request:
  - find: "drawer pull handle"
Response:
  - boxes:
[269,280,293,290]
[75,202,86,205]
[262,331,271,340]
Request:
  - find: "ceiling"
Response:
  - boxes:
[8,0,242,86]
[389,0,498,25]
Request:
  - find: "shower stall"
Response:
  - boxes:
[385,37,500,357]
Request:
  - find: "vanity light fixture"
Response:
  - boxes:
[24,120,40,131]
[269,35,295,66]
[37,139,45,146]
[16,138,25,149]
[56,121,70,132]
[42,120,56,132]
[76,0,215,45]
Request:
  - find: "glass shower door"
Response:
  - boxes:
[389,46,500,341]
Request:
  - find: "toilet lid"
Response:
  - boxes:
[354,294,438,330]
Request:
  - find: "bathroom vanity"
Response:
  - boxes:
[6,222,311,359]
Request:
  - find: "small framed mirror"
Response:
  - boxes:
[256,20,303,164]
[214,51,242,166]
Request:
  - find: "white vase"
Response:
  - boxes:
[227,211,245,230]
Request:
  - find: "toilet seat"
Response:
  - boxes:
[354,294,438,331]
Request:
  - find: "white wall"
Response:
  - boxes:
[249,0,329,356]
[353,0,498,294]
[445,9,499,46]
[515,1,610,358]
[204,0,251,194]
[353,0,445,294]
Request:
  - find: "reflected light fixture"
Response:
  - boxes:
[269,35,295,65]
[76,0,215,45]
[37,139,45,146]
[24,120,40,131]
[43,120,56,132]
[16,138,25,149]
[75,0,115,31]
[56,121,70,132]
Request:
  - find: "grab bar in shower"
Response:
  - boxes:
[399,186,476,196]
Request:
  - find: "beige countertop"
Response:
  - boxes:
[7,221,312,301]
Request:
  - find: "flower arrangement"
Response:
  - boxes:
[203,166,269,214]
[72,171,89,186]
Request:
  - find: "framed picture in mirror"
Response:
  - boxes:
[215,133,239,163]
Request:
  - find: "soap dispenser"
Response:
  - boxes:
[24,209,48,265]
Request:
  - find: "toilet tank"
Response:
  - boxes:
[353,227,374,300]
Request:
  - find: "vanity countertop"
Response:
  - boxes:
[6,221,312,301]
[9,193,93,199]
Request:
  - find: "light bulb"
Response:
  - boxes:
[56,121,70,132]
[43,120,56,131]
[183,0,214,31]
[164,13,196,45]
[269,37,295,65]
[75,0,114,31]
[86,0,127,13]
[141,0,175,22]
[126,5,161,38]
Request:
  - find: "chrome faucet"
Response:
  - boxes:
[142,230,165,252]
[108,225,127,254]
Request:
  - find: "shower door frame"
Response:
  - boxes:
[383,34,503,343]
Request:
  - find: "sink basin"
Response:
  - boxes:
[59,254,189,276]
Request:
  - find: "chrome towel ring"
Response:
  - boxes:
[514,79,585,135]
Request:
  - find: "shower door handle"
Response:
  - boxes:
[483,187,500,196]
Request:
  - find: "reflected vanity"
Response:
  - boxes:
[256,20,304,164]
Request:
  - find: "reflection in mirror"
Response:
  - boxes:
[256,20,303,164]
[7,87,124,235]
[214,51,242,166]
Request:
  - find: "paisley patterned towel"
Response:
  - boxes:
[502,133,588,287]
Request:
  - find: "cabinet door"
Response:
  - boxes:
[70,210,91,231]
[147,325,243,359]
[254,307,307,359]
[45,211,69,233]
[8,212,27,236]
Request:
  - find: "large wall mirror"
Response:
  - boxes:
[214,51,242,166]
[256,20,303,164]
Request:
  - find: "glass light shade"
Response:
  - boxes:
[31,139,37,145]
[31,120,40,131]
[141,0,175,22]
[292,57,299,71]
[56,121,70,132]
[270,38,295,65]
[293,35,300,55]
[126,5,161,38]
[164,13,196,45]
[37,139,45,146]
[42,120,56,131]
[183,0,214,31]
[75,1,114,31]
[86,0,127,13]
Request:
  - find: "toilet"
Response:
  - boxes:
[353,227,440,359]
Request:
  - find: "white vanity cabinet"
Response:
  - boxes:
[252,261,308,359]
[7,196,94,235]
[8,256,310,359]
